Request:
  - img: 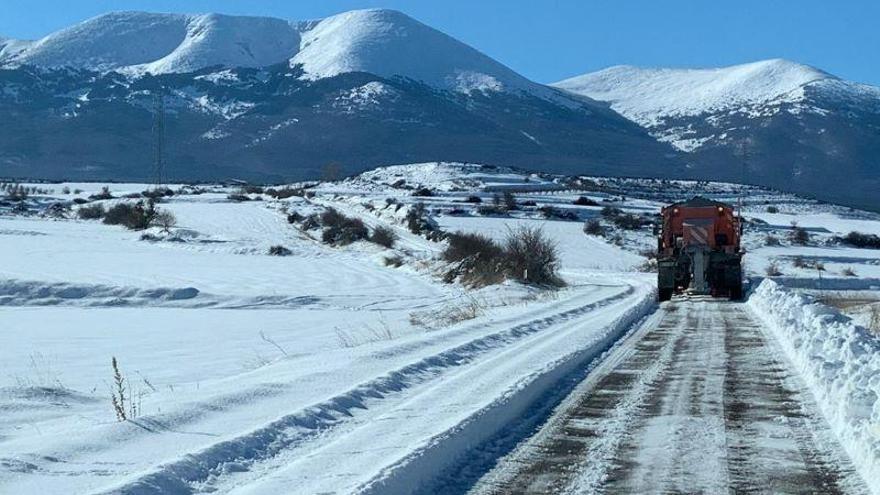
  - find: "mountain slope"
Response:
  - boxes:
[0,10,681,184]
[0,9,555,97]
[555,59,835,128]
[554,60,880,210]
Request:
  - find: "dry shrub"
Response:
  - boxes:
[88,186,113,201]
[442,226,563,288]
[77,203,106,220]
[583,218,604,236]
[503,225,563,286]
[766,261,783,276]
[841,266,857,277]
[103,201,157,230]
[443,231,506,287]
[410,297,486,330]
[384,255,404,267]
[840,232,880,249]
[573,196,599,206]
[153,210,177,232]
[789,225,810,245]
[268,245,292,256]
[320,208,368,245]
[370,225,398,248]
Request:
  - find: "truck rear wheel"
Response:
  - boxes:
[658,288,673,302]
[729,283,743,301]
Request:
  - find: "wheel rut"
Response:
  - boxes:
[473,299,869,495]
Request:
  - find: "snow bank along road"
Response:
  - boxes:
[474,298,871,494]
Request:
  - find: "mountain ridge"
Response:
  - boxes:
[0,9,553,97]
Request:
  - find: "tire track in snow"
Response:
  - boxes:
[96,285,641,494]
[473,300,870,494]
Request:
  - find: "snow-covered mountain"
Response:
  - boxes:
[555,60,880,210]
[0,10,678,184]
[0,9,550,96]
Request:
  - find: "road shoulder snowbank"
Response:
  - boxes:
[748,279,880,491]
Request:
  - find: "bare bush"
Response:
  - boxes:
[463,195,482,203]
[793,256,808,268]
[839,231,880,249]
[370,225,398,248]
[502,191,517,211]
[266,187,305,199]
[765,234,781,246]
[335,317,396,348]
[412,187,434,197]
[287,211,303,224]
[142,187,174,200]
[610,213,643,230]
[89,186,114,201]
[384,255,404,267]
[406,202,436,235]
[539,206,577,220]
[443,227,563,287]
[320,208,368,245]
[153,210,177,232]
[842,266,857,277]
[766,262,783,276]
[268,245,292,256]
[583,218,605,236]
[77,203,106,220]
[301,213,320,230]
[410,297,486,330]
[103,200,157,230]
[766,205,779,213]
[442,231,506,287]
[601,206,623,218]
[789,223,810,245]
[503,226,564,286]
[573,196,599,206]
[110,357,140,421]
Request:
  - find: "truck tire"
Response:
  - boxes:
[658,288,673,302]
[729,283,743,301]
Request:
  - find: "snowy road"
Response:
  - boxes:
[475,299,870,494]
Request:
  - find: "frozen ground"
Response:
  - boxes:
[2,162,879,493]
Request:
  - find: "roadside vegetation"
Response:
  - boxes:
[442,226,563,288]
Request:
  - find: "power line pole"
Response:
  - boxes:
[737,139,749,215]
[151,90,166,189]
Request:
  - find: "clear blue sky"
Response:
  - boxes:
[2,0,878,85]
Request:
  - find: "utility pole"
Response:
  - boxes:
[737,139,750,215]
[151,90,166,189]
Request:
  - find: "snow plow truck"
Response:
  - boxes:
[657,197,743,301]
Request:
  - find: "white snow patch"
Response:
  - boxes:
[554,59,833,126]
[749,279,880,491]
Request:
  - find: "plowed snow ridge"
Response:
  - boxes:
[98,284,653,494]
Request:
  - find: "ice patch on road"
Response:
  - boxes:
[749,279,880,492]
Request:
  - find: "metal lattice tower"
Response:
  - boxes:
[151,91,166,188]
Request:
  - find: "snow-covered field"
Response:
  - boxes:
[2,162,879,493]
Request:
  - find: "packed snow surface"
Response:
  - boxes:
[0,9,544,95]
[2,163,879,493]
[554,59,836,125]
[749,280,880,491]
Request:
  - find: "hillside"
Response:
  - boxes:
[555,59,880,210]
[0,10,680,184]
